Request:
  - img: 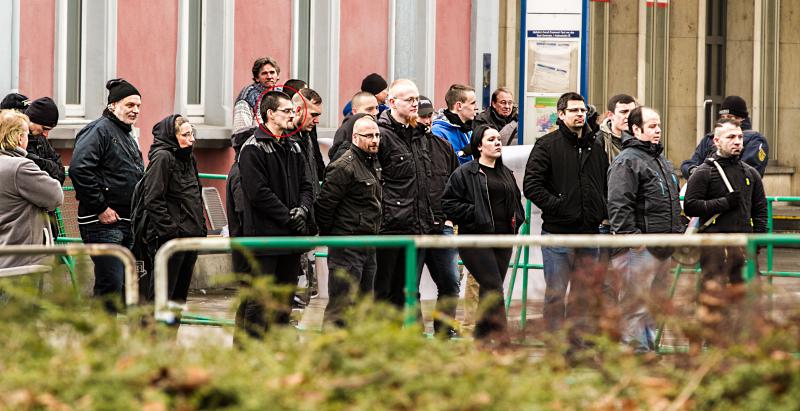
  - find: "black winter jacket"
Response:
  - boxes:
[225,127,253,239]
[26,134,65,184]
[680,118,768,179]
[71,109,144,221]
[607,133,683,234]
[376,110,435,234]
[473,106,518,145]
[427,133,459,231]
[523,120,609,233]
[315,145,382,235]
[443,159,525,234]
[683,154,768,233]
[141,115,207,242]
[238,127,315,254]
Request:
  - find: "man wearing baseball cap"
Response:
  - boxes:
[681,95,769,178]
[341,73,390,117]
[70,78,144,312]
[417,95,435,130]
[24,97,65,184]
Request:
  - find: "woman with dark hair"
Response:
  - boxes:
[442,125,525,342]
[139,115,206,302]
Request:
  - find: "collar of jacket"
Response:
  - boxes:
[488,106,517,126]
[350,144,377,162]
[0,147,27,157]
[102,108,133,133]
[380,109,424,135]
[254,125,291,143]
[465,158,505,174]
[557,119,594,146]
[442,109,473,133]
[621,131,663,156]
[707,152,741,166]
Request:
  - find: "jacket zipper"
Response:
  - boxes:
[479,169,495,232]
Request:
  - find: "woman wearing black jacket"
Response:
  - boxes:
[442,125,525,341]
[140,114,207,302]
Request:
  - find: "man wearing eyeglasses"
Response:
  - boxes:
[473,87,519,146]
[23,97,65,185]
[523,91,609,349]
[374,79,435,309]
[316,115,382,326]
[236,90,315,338]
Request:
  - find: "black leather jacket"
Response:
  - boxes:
[316,146,382,235]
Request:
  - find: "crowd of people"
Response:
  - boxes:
[0,54,771,350]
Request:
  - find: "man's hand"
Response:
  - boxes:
[98,207,119,224]
[288,206,308,233]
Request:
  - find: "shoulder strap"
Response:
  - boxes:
[695,160,734,232]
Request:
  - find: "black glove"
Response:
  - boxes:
[725,191,741,209]
[288,206,308,233]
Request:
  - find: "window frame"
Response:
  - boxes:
[56,0,88,119]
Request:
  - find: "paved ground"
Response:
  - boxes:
[176,247,800,349]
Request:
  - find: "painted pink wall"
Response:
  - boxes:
[434,0,472,108]
[18,0,55,99]
[116,0,179,161]
[338,0,389,122]
[233,0,293,96]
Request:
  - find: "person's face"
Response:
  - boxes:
[491,91,514,117]
[455,91,477,122]
[557,100,586,132]
[389,84,420,123]
[269,99,295,131]
[111,95,142,125]
[257,64,279,88]
[19,121,29,150]
[417,114,433,128]
[718,113,743,122]
[176,122,194,148]
[353,96,379,116]
[714,124,744,157]
[352,121,380,154]
[375,89,388,104]
[633,109,662,144]
[609,102,636,135]
[478,128,503,160]
[295,101,323,132]
[29,122,53,138]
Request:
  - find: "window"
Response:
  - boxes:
[182,0,205,119]
[56,0,87,118]
[703,0,726,134]
[293,0,311,82]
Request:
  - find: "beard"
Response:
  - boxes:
[406,113,418,128]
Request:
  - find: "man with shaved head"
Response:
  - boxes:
[316,115,382,326]
[374,79,434,308]
[329,91,380,162]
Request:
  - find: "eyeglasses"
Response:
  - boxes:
[274,108,294,115]
[355,133,381,140]
[400,96,420,104]
[565,108,587,114]
[496,100,514,106]
[179,131,194,138]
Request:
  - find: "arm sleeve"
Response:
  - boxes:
[232,100,255,132]
[238,146,292,225]
[441,171,475,225]
[314,162,349,234]
[311,130,326,181]
[142,152,179,239]
[683,167,732,217]
[741,133,769,176]
[69,128,108,215]
[607,159,642,234]
[17,161,64,211]
[680,136,711,179]
[27,144,65,185]
[750,171,769,233]
[522,141,563,215]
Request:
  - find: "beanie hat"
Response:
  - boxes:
[418,95,434,116]
[24,97,59,128]
[106,78,141,104]
[1,93,30,111]
[361,73,388,95]
[719,95,748,119]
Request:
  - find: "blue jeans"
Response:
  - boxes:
[612,248,671,352]
[79,221,134,312]
[541,230,599,333]
[419,225,460,332]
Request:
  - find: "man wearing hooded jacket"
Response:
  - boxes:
[607,106,684,353]
[523,92,609,346]
[431,84,476,164]
[71,79,144,311]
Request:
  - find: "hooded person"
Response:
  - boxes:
[136,114,207,302]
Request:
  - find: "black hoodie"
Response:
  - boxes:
[141,114,207,241]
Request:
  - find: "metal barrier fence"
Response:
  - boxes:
[0,243,138,306]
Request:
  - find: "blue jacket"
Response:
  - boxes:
[341,100,389,117]
[680,118,769,179]
[431,112,473,164]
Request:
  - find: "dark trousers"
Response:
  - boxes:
[79,221,134,312]
[459,247,513,339]
[235,253,301,339]
[700,246,746,286]
[325,247,376,325]
[375,247,416,308]
[419,226,461,333]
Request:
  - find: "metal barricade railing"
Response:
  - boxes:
[0,244,138,306]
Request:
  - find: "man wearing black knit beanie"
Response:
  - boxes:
[70,78,145,312]
[341,73,390,117]
[24,97,65,184]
